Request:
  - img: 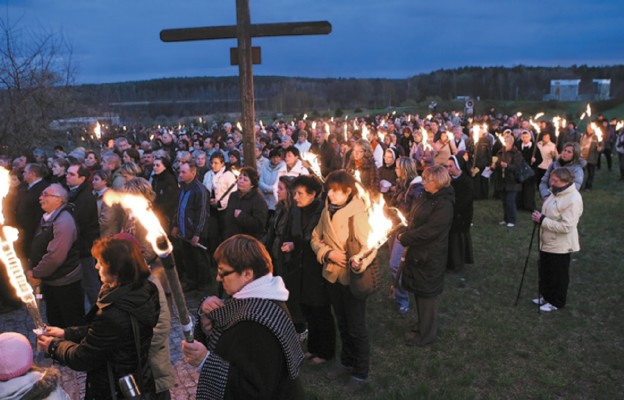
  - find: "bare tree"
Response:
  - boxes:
[0,17,76,154]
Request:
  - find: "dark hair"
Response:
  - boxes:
[26,163,48,179]
[268,148,283,159]
[284,145,300,158]
[210,152,226,163]
[123,148,141,164]
[91,237,150,287]
[52,157,70,170]
[292,174,322,196]
[325,169,357,195]
[92,169,112,186]
[239,166,259,187]
[214,234,272,278]
[228,149,241,160]
[69,162,90,179]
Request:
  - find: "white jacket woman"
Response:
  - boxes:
[203,165,237,211]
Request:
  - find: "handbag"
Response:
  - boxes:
[346,216,381,299]
[516,160,535,183]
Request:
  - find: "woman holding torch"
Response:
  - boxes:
[311,170,375,393]
[37,237,160,400]
[397,165,454,347]
[491,134,523,227]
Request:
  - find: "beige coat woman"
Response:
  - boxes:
[539,183,583,254]
[311,196,374,286]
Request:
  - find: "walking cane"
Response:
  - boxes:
[514,222,538,306]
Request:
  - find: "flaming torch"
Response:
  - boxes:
[0,167,46,334]
[591,122,603,143]
[94,121,102,140]
[357,196,408,261]
[301,152,325,182]
[103,191,194,342]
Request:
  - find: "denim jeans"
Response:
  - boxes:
[389,239,410,309]
[501,190,517,224]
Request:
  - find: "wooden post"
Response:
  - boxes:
[236,0,256,168]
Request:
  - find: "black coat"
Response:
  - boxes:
[15,179,49,256]
[288,199,329,307]
[224,189,268,240]
[68,183,100,258]
[450,173,473,233]
[399,186,454,297]
[194,298,304,400]
[50,280,160,400]
[492,147,523,192]
[152,170,179,233]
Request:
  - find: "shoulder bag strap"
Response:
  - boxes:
[129,314,145,393]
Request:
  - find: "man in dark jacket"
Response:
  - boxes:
[172,161,211,292]
[15,163,49,258]
[28,184,84,328]
[66,162,101,308]
[310,130,339,177]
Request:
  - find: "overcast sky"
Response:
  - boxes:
[5,0,624,84]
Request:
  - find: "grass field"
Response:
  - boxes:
[301,166,624,399]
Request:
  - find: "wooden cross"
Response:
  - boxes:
[161,0,332,168]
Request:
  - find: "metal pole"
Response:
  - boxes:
[514,222,538,306]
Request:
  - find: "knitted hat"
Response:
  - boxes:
[0,332,33,381]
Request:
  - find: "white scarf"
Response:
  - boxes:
[233,274,289,301]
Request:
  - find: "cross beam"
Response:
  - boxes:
[160,21,332,42]
[160,0,331,168]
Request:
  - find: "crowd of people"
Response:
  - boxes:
[0,107,611,398]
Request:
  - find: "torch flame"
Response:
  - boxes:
[529,118,541,134]
[94,121,101,139]
[312,121,317,130]
[301,153,324,182]
[421,127,432,151]
[303,114,308,121]
[325,122,330,137]
[534,112,544,120]
[362,124,369,139]
[586,103,592,117]
[516,112,522,117]
[552,116,561,138]
[236,122,243,132]
[103,191,172,257]
[472,124,481,145]
[365,196,393,249]
[591,122,603,142]
[0,167,46,330]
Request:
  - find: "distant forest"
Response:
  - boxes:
[72,65,624,122]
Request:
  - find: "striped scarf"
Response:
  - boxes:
[196,297,303,400]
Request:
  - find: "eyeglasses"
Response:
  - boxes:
[40,192,61,198]
[217,269,237,279]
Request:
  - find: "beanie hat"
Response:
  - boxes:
[0,332,33,381]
